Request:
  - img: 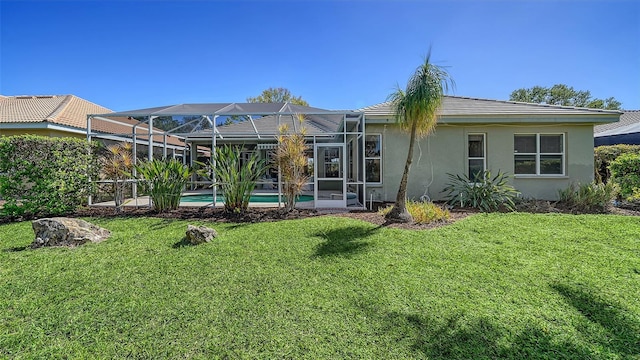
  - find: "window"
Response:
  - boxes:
[468,134,485,182]
[514,134,564,175]
[365,134,382,183]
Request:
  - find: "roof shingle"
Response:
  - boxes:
[360,95,622,117]
[594,110,640,134]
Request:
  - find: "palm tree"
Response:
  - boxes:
[385,51,454,222]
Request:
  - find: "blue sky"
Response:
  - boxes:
[1,0,638,111]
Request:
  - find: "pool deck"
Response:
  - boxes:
[92,191,316,209]
[91,190,364,210]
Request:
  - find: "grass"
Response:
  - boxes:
[0,213,639,359]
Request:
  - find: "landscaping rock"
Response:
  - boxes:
[32,218,111,248]
[185,224,217,245]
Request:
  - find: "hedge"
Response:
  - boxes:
[609,153,640,200]
[594,144,640,183]
[0,135,100,219]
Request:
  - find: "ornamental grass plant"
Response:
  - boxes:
[379,200,450,224]
[558,181,618,213]
[135,159,192,212]
[198,145,268,213]
[443,170,519,212]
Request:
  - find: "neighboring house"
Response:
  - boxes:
[0,94,111,137]
[0,94,186,154]
[91,96,619,207]
[594,110,640,146]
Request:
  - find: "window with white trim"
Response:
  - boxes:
[514,134,564,175]
[468,133,485,182]
[365,134,382,183]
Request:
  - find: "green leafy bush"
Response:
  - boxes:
[558,181,618,213]
[609,153,640,201]
[0,135,99,219]
[594,145,640,183]
[378,200,450,224]
[198,145,267,213]
[442,170,519,212]
[135,159,192,212]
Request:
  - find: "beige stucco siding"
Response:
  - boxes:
[0,128,83,138]
[365,122,595,201]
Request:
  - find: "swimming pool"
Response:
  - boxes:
[181,194,314,203]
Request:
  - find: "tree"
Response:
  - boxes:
[101,142,134,214]
[385,51,455,223]
[275,116,311,212]
[509,84,622,110]
[247,87,309,106]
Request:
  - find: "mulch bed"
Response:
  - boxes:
[68,206,477,231]
[3,201,639,230]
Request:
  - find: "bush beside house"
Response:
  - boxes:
[0,135,99,219]
[594,144,640,183]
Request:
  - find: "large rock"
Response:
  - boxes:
[185,224,217,245]
[32,218,111,248]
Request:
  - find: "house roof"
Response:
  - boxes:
[0,95,112,129]
[359,95,623,117]
[90,116,186,147]
[594,110,640,136]
[214,113,345,137]
[0,94,185,147]
[96,102,356,118]
[91,102,362,139]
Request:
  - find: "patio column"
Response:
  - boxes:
[87,115,93,206]
[276,114,282,208]
[209,115,218,208]
[163,134,167,159]
[132,123,138,203]
[148,116,154,162]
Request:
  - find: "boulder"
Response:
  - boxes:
[32,218,111,248]
[185,224,217,245]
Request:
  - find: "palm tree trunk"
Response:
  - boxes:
[385,121,417,223]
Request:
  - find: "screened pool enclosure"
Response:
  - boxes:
[87,103,367,209]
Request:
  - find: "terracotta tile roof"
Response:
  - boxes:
[0,95,111,127]
[0,94,185,147]
[91,116,185,147]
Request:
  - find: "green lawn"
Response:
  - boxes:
[0,213,639,359]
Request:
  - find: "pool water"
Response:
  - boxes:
[181,194,314,203]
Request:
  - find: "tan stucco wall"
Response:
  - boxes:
[0,128,84,138]
[365,122,595,201]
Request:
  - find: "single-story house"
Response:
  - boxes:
[594,110,640,146]
[362,96,619,203]
[88,96,620,208]
[0,94,187,155]
[0,94,112,137]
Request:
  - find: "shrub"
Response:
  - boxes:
[558,181,618,213]
[0,135,99,219]
[198,145,267,213]
[609,153,640,201]
[442,170,519,212]
[594,145,640,183]
[379,200,450,224]
[135,159,192,212]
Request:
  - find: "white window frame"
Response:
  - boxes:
[467,133,486,181]
[365,134,382,184]
[514,133,565,176]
